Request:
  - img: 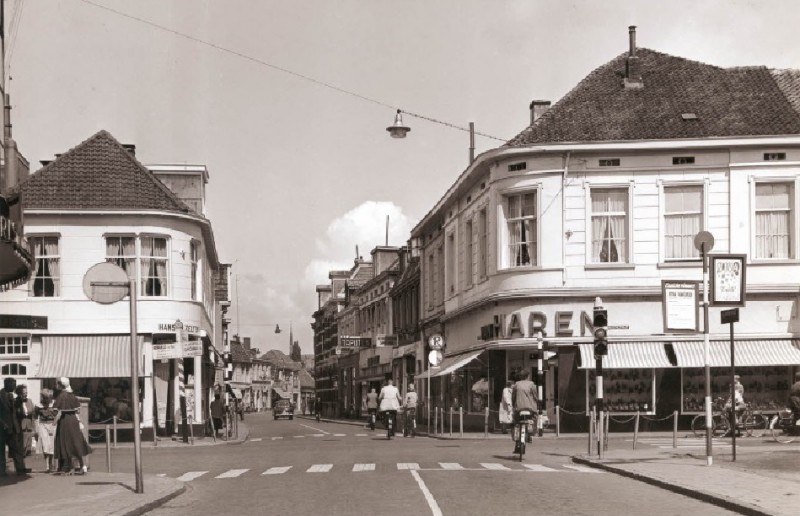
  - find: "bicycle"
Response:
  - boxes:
[769,409,798,444]
[513,410,535,461]
[367,408,377,431]
[690,399,768,438]
[384,410,397,440]
[403,407,417,437]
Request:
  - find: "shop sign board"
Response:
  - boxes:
[710,254,747,307]
[152,340,203,360]
[662,280,699,333]
[376,335,397,347]
[338,336,372,348]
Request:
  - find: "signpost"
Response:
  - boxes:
[693,231,715,466]
[721,307,740,461]
[427,334,444,435]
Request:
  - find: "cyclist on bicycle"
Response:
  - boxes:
[511,371,539,454]
[378,379,402,437]
[724,375,746,422]
[365,388,378,430]
[403,384,418,437]
[789,372,800,422]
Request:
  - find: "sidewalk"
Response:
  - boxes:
[573,444,800,516]
[0,421,249,516]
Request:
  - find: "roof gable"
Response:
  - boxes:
[507,49,800,146]
[19,130,191,212]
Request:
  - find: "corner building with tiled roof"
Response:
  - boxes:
[414,27,800,432]
[0,130,228,440]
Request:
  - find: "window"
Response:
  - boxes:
[591,188,628,263]
[764,153,786,161]
[30,236,59,297]
[436,246,444,305]
[0,364,26,376]
[506,192,537,266]
[447,233,455,294]
[427,254,435,308]
[106,236,136,282]
[599,159,620,167]
[0,336,28,355]
[478,208,487,278]
[664,186,702,260]
[190,241,198,301]
[508,162,527,172]
[672,156,695,165]
[755,183,793,259]
[141,236,168,296]
[464,220,473,288]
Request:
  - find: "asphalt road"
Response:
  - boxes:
[108,413,739,515]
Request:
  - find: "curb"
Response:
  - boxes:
[113,483,187,516]
[571,456,770,516]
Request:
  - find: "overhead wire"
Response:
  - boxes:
[77,0,507,142]
[5,0,27,76]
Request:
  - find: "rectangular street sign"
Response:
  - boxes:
[153,341,203,360]
[0,314,48,330]
[338,336,372,348]
[721,308,739,324]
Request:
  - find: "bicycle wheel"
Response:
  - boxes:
[770,415,797,444]
[743,413,768,438]
[691,415,708,438]
[518,425,526,461]
[387,414,393,440]
[713,415,730,438]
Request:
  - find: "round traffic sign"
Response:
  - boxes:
[428,334,444,351]
[428,350,443,367]
[83,262,129,304]
[693,231,715,253]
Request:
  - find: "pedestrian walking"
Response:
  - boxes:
[53,377,92,475]
[210,395,225,438]
[35,389,58,473]
[15,384,36,456]
[498,381,513,434]
[0,377,30,476]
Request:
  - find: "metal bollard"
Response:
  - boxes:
[113,416,118,449]
[188,416,194,445]
[459,407,464,438]
[449,407,453,437]
[604,411,610,452]
[434,407,438,436]
[556,406,561,438]
[153,419,158,447]
[105,425,112,472]
[588,408,595,455]
[673,410,678,449]
[484,407,489,438]
[633,411,640,450]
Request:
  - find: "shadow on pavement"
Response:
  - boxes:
[78,481,136,493]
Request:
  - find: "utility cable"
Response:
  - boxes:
[77,0,506,142]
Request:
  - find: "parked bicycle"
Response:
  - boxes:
[769,409,798,443]
[690,398,768,438]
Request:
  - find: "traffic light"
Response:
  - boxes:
[224,351,233,381]
[593,306,608,357]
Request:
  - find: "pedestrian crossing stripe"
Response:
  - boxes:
[271,437,283,440]
[353,463,375,472]
[250,438,263,442]
[397,463,420,470]
[562,465,602,474]
[263,466,292,475]
[355,433,368,437]
[177,471,207,481]
[480,463,511,471]
[523,464,558,472]
[439,463,464,470]
[333,433,347,437]
[307,464,333,473]
[216,469,249,479]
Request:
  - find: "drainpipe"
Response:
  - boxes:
[562,151,571,286]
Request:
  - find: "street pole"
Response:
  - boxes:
[129,280,144,494]
[702,243,713,466]
[596,355,604,459]
[729,319,736,461]
[537,334,544,437]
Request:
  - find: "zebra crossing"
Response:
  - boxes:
[166,462,604,482]
[625,437,732,449]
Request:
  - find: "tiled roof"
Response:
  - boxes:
[260,349,301,371]
[18,130,192,212]
[231,340,252,364]
[507,49,800,146]
[298,369,315,389]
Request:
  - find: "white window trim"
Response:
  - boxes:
[657,180,708,263]
[476,203,490,282]
[749,176,799,262]
[463,217,474,290]
[584,182,634,266]
[28,233,62,299]
[139,233,171,298]
[0,335,30,357]
[445,230,456,298]
[497,185,541,271]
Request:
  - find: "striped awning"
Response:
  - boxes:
[578,342,674,369]
[272,387,291,399]
[35,335,145,378]
[671,339,800,367]
[417,350,484,379]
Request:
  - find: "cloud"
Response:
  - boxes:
[303,201,416,288]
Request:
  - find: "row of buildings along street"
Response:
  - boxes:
[312,27,800,433]
[0,127,311,441]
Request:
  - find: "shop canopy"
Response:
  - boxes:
[35,335,145,378]
[417,350,484,379]
[271,387,291,399]
[671,339,800,367]
[578,342,674,369]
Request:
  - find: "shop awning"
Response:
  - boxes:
[417,350,484,379]
[578,342,674,369]
[35,335,145,378]
[671,339,800,367]
[272,387,291,399]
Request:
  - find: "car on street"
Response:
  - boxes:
[273,399,295,420]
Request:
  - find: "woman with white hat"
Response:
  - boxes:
[53,377,92,475]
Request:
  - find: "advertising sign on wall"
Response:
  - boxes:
[662,280,699,333]
[710,254,747,307]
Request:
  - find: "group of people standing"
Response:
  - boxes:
[1,376,92,476]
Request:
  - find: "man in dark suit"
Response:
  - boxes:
[1,377,30,476]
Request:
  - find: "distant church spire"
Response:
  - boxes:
[289,322,293,355]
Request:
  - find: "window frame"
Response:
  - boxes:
[28,234,61,298]
[585,184,633,266]
[139,234,170,297]
[190,240,199,301]
[446,231,456,296]
[104,234,171,297]
[0,335,29,356]
[498,187,540,270]
[464,218,474,289]
[659,181,707,263]
[477,207,488,280]
[0,363,27,376]
[751,178,798,261]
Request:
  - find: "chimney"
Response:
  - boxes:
[122,144,136,156]
[243,337,251,350]
[2,94,18,192]
[624,26,643,89]
[529,100,551,125]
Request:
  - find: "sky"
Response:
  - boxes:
[7,0,800,355]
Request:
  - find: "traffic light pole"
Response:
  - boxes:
[595,356,604,459]
[702,243,713,466]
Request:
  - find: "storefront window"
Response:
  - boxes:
[587,368,654,413]
[681,366,792,413]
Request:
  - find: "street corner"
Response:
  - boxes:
[106,474,187,516]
